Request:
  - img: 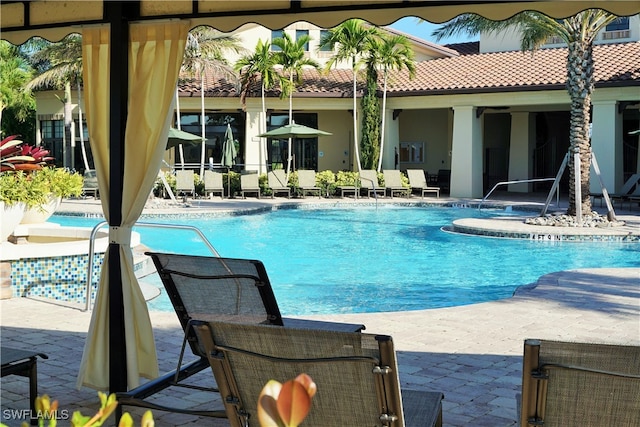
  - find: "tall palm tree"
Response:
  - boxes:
[181,26,243,178]
[433,10,621,217]
[368,34,416,172]
[319,19,378,172]
[0,41,35,138]
[235,39,279,173]
[26,35,89,170]
[272,32,320,176]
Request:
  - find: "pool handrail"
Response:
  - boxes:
[85,221,220,311]
[478,178,557,211]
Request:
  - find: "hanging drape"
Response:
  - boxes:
[77,21,189,390]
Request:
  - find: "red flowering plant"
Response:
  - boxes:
[1,135,53,172]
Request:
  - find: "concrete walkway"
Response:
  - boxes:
[1,194,639,426]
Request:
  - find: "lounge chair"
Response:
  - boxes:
[192,320,444,427]
[82,169,99,199]
[1,347,48,426]
[520,339,640,427]
[359,169,385,198]
[297,170,322,198]
[382,169,408,198]
[175,170,195,200]
[406,169,440,198]
[436,169,451,193]
[117,252,364,419]
[267,169,290,198]
[203,170,224,199]
[240,173,260,198]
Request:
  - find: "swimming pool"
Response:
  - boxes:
[51,206,639,315]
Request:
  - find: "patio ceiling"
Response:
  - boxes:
[2,0,640,44]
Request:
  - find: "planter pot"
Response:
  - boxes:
[21,195,62,224]
[1,201,26,241]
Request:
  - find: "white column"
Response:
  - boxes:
[451,106,483,198]
[508,112,531,192]
[244,108,266,174]
[591,100,621,193]
[382,109,400,170]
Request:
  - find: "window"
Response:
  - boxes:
[267,113,318,171]
[605,17,629,32]
[399,142,424,164]
[296,29,309,51]
[177,112,244,167]
[319,30,331,52]
[271,30,284,51]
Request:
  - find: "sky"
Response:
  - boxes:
[388,16,476,44]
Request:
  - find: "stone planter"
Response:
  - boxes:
[1,201,26,241]
[21,195,62,224]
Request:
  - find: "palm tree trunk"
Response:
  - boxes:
[199,73,206,179]
[77,77,90,170]
[352,57,362,172]
[566,40,594,216]
[261,82,267,174]
[63,82,73,169]
[377,73,389,172]
[286,71,293,178]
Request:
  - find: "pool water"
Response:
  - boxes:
[51,206,639,315]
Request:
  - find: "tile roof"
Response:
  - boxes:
[180,41,639,99]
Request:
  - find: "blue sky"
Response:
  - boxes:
[388,17,476,44]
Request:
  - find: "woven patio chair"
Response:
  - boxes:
[382,170,408,198]
[520,339,640,427]
[360,169,386,198]
[267,169,290,198]
[192,320,444,427]
[406,169,439,198]
[203,170,224,199]
[297,170,322,197]
[117,252,363,418]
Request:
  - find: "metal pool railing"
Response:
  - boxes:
[84,221,220,311]
[478,178,558,211]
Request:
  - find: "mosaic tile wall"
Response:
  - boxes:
[10,253,104,304]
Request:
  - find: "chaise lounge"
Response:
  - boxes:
[406,169,439,198]
[192,320,444,427]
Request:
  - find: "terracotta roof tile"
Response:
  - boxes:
[180,41,639,99]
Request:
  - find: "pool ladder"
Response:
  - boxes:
[478,178,557,211]
[84,221,219,311]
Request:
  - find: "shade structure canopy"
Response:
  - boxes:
[258,123,332,139]
[221,124,237,168]
[166,127,205,150]
[3,0,639,396]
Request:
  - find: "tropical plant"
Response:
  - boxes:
[432,10,621,217]
[272,32,320,176]
[235,39,280,172]
[0,41,35,138]
[319,20,379,172]
[180,26,244,178]
[359,61,381,170]
[1,135,52,172]
[368,34,416,172]
[26,34,89,170]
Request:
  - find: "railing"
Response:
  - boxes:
[84,221,220,311]
[478,178,557,211]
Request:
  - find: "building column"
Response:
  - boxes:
[591,100,621,193]
[382,109,400,170]
[244,108,267,174]
[508,112,532,192]
[451,106,483,198]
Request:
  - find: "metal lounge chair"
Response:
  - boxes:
[203,170,224,199]
[297,170,322,198]
[360,169,386,198]
[406,169,440,198]
[382,169,408,198]
[592,173,640,208]
[116,252,364,418]
[240,173,261,198]
[520,339,640,427]
[192,320,444,427]
[82,169,99,199]
[175,170,195,200]
[267,169,290,198]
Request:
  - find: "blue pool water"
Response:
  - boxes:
[51,206,639,315]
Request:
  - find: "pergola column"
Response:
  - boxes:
[591,100,621,193]
[508,112,533,192]
[451,105,483,198]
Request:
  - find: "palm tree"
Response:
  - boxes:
[271,32,320,176]
[235,39,279,173]
[432,10,621,217]
[319,19,378,172]
[368,34,416,172]
[180,26,243,178]
[26,35,89,170]
[0,41,35,138]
